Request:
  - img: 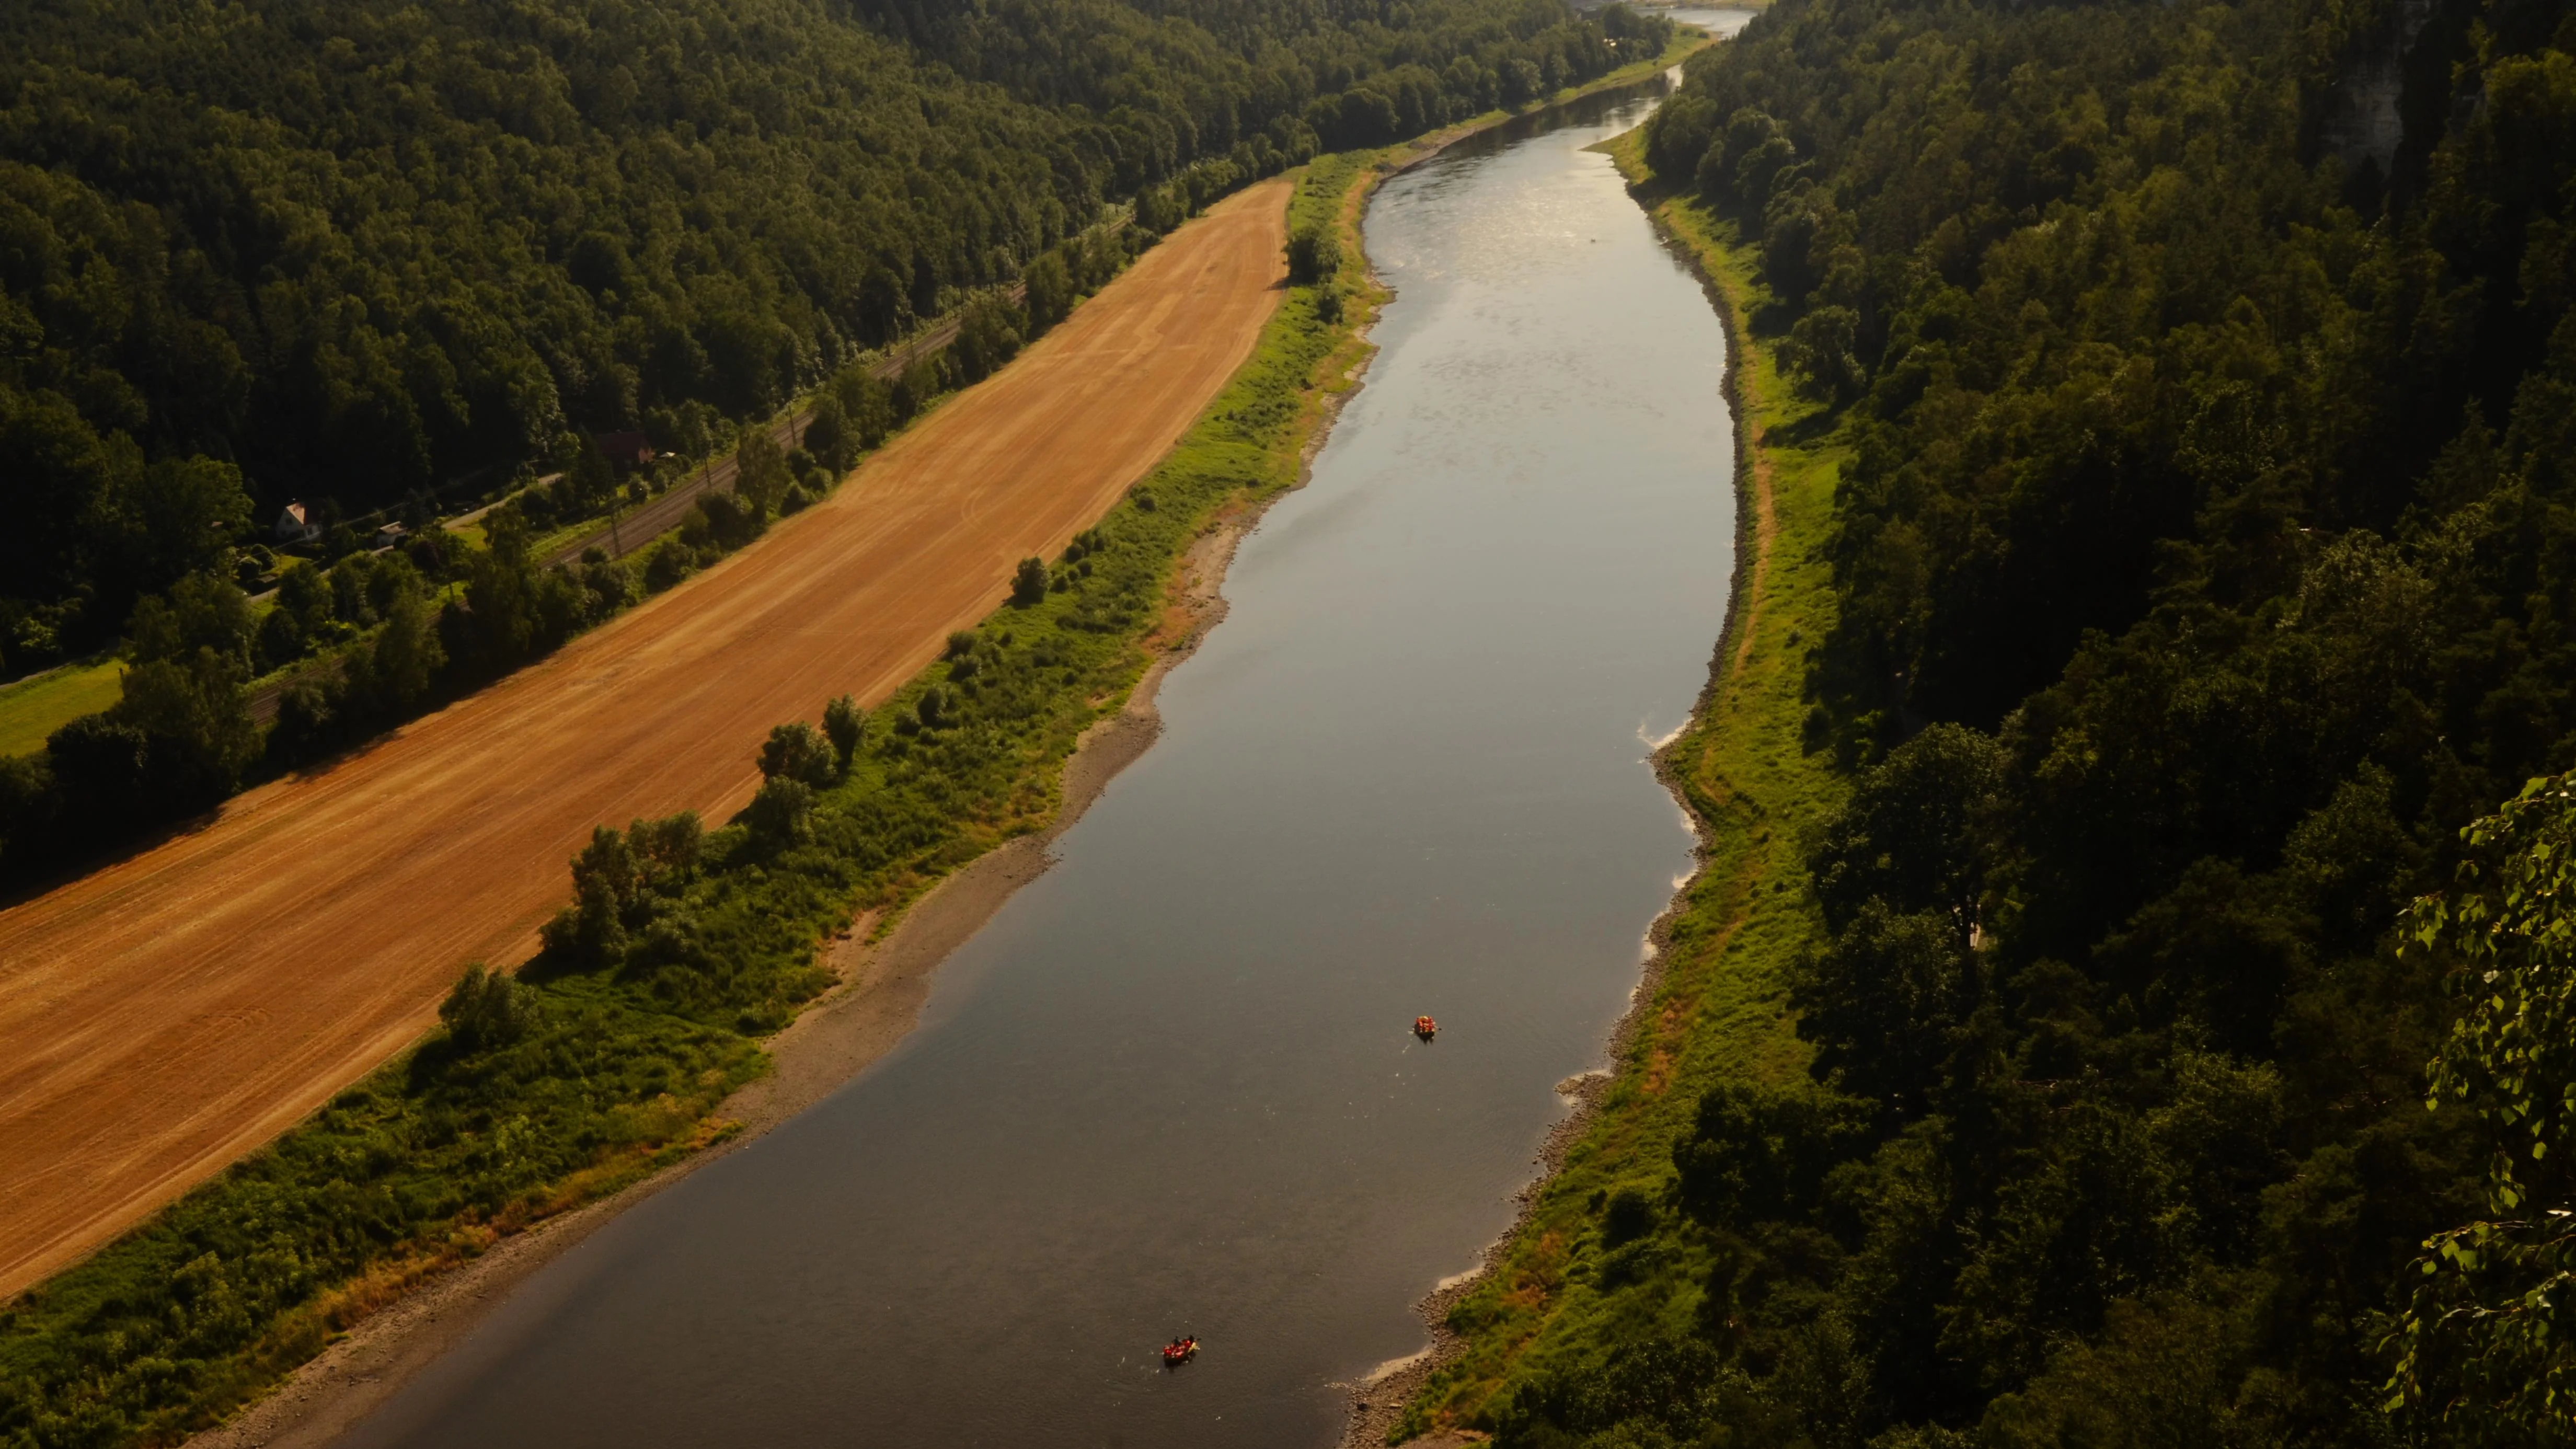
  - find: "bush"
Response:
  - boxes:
[255,603,307,672]
[267,674,344,764]
[915,685,951,729]
[951,294,1028,383]
[802,395,854,472]
[1780,305,1864,402]
[438,963,533,1053]
[744,776,813,845]
[822,694,865,770]
[732,433,789,520]
[1602,1184,1659,1246]
[46,712,152,826]
[756,721,835,788]
[1285,225,1341,284]
[1011,557,1049,605]
[643,540,693,592]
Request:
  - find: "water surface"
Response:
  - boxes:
[346,36,1749,1449]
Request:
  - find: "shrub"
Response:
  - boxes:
[822,695,865,770]
[1603,1184,1659,1246]
[439,963,533,1052]
[744,776,813,845]
[255,604,307,671]
[643,540,693,592]
[802,397,854,473]
[1285,224,1341,284]
[756,721,835,788]
[915,685,950,729]
[1012,557,1048,605]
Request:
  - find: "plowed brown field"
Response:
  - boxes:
[0,179,1290,1298]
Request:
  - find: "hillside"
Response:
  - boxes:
[0,0,1635,671]
[1414,0,2576,1442]
[0,0,1658,886]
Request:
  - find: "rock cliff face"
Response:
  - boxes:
[2319,0,2441,175]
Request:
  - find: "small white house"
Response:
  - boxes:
[274,501,321,544]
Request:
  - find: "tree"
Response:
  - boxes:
[745,776,813,845]
[439,964,534,1053]
[110,456,254,602]
[1675,1081,1869,1224]
[1012,556,1049,605]
[734,432,788,522]
[822,694,865,771]
[1808,723,2009,945]
[803,393,854,473]
[564,433,618,515]
[274,562,331,636]
[757,721,835,788]
[1286,225,1342,285]
[0,0,1641,679]
[45,714,151,828]
[837,370,900,450]
[1781,305,1864,402]
[359,574,447,712]
[1025,250,1076,332]
[951,295,1027,383]
[1791,902,1969,1114]
[461,511,543,668]
[128,573,254,670]
[2387,772,2576,1443]
[110,647,258,810]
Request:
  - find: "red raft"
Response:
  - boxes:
[1162,1336,1200,1367]
[1413,1016,1438,1041]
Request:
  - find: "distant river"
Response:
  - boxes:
[341,19,1752,1447]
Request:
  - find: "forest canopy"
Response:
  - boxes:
[0,0,1640,668]
[1468,0,2576,1442]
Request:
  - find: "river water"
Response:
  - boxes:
[341,26,1749,1448]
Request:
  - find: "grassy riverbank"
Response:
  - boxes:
[0,165,1378,1449]
[1389,126,1849,1440]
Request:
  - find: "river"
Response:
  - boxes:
[339,21,1751,1447]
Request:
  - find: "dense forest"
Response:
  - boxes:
[0,0,1655,884]
[0,0,1641,674]
[1471,0,2576,1442]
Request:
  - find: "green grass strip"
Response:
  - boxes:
[1393,128,1853,1440]
[0,160,1383,1449]
[0,662,125,761]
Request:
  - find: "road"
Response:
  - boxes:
[245,282,1035,723]
[544,281,1028,569]
[0,181,1289,1298]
